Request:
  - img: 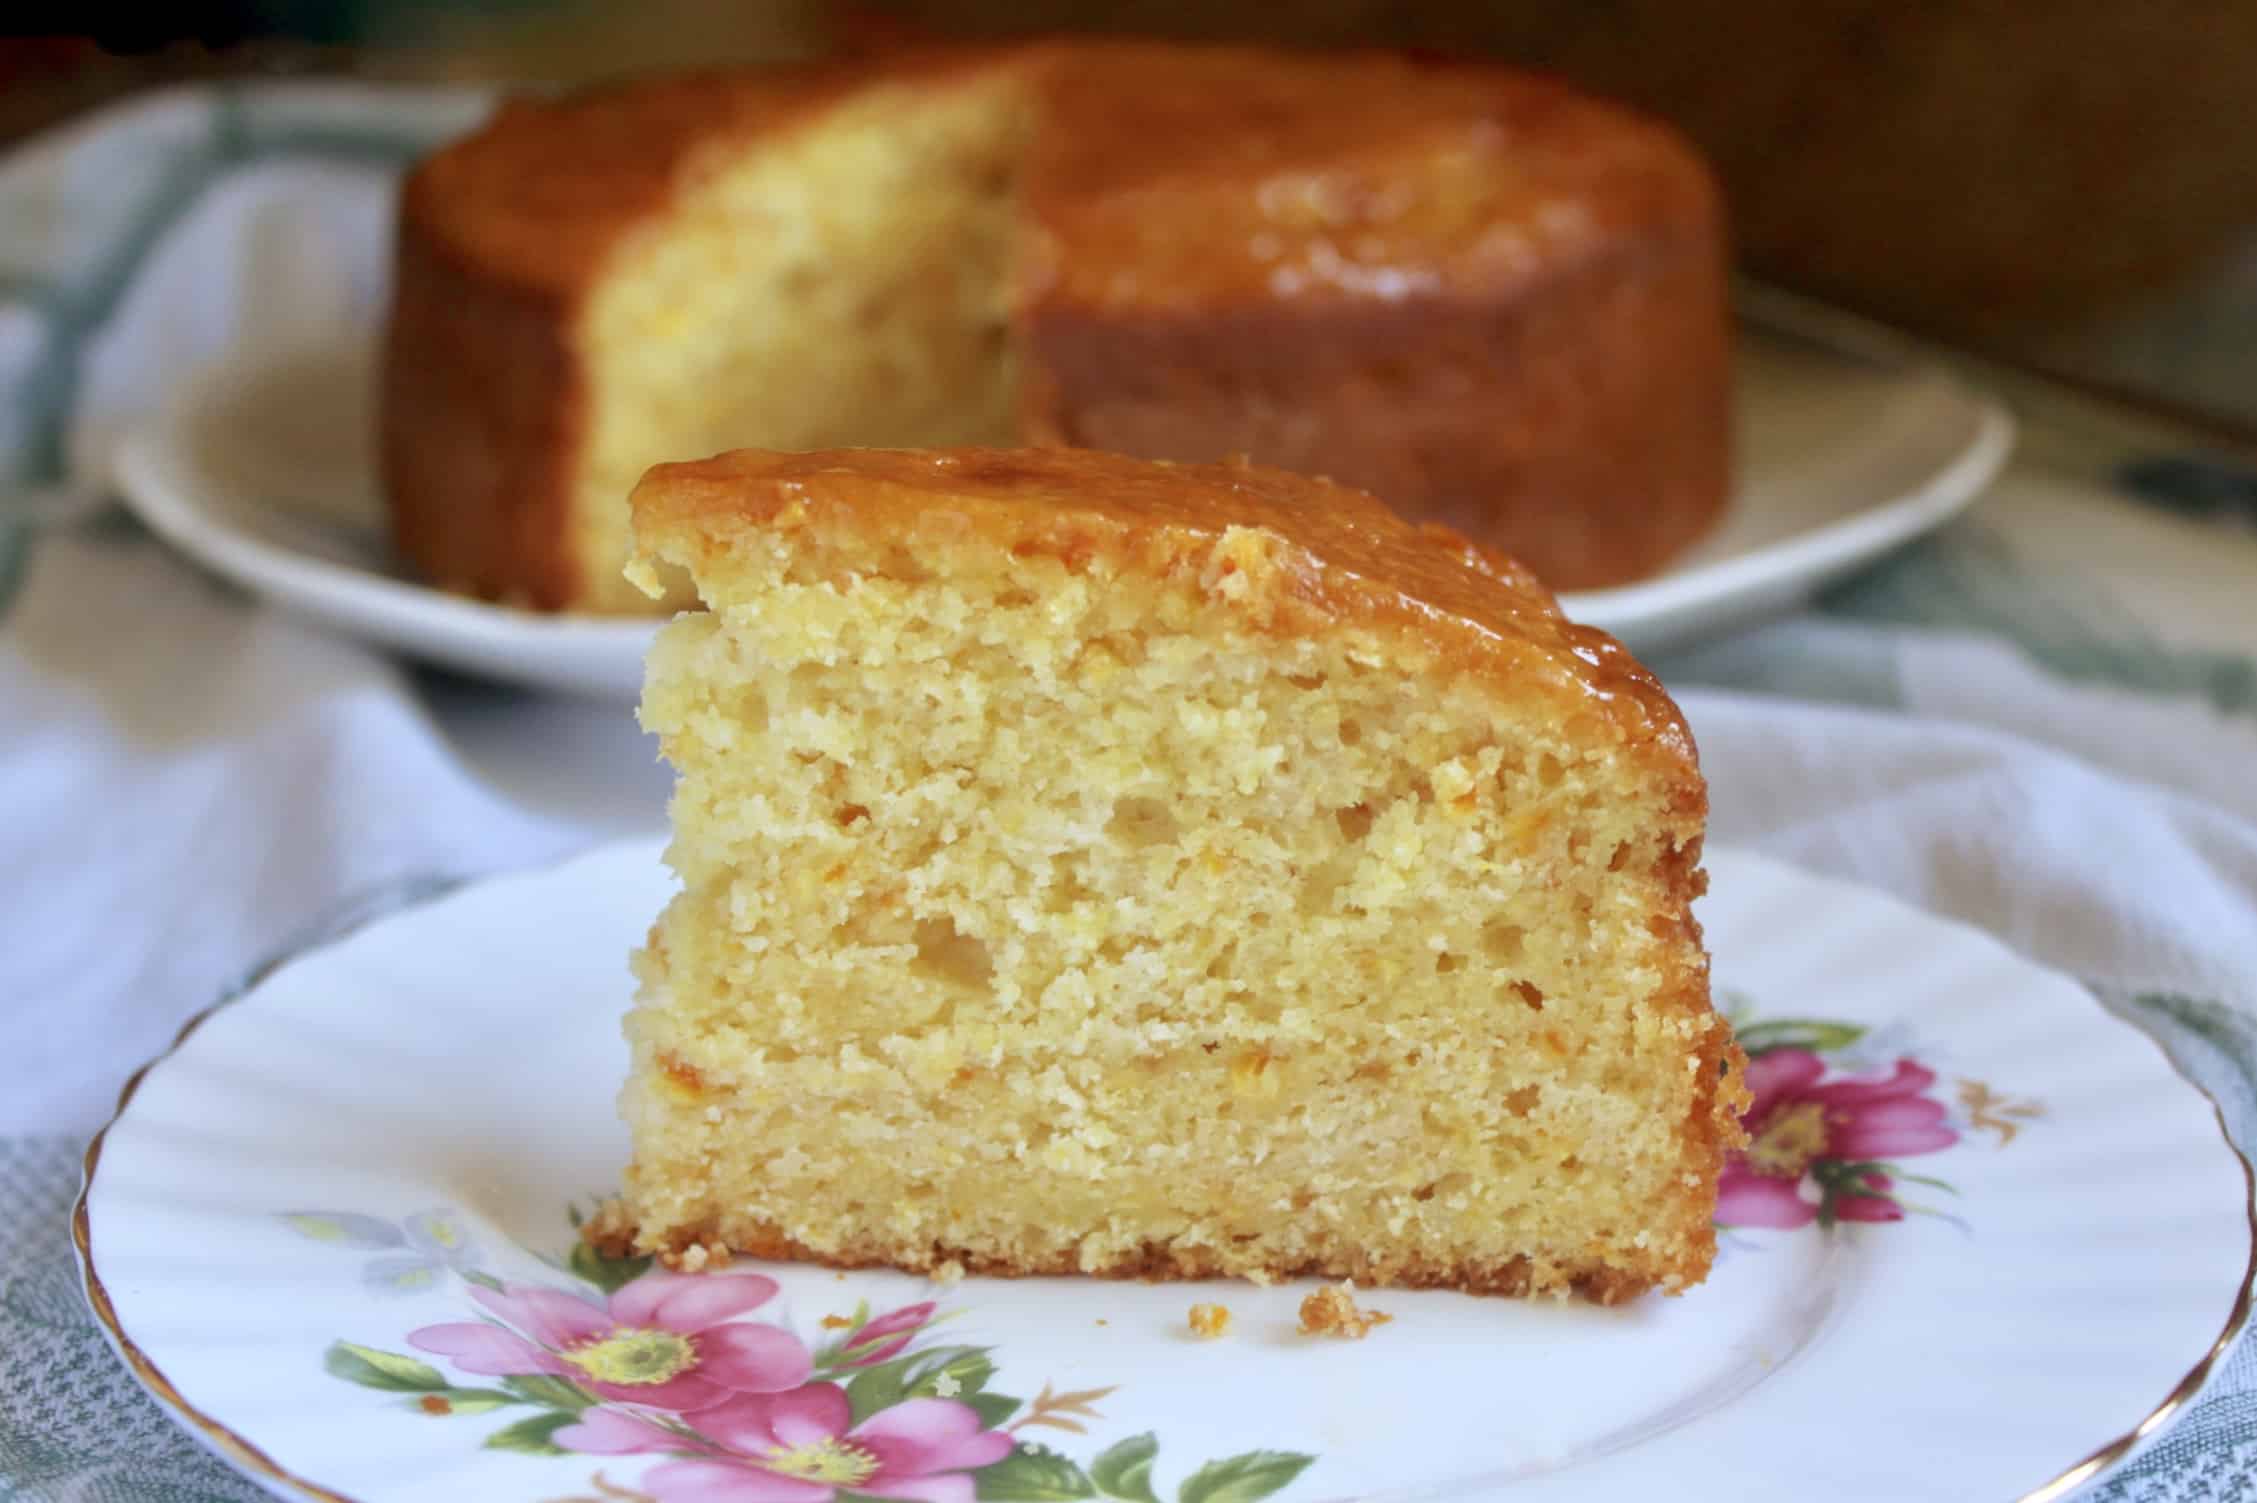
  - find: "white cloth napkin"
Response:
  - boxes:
[3,83,2255,1501]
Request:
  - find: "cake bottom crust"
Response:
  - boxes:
[588,1202,1692,1307]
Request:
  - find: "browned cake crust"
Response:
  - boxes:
[384,44,1730,610]
[382,207,585,609]
[599,1211,1664,1307]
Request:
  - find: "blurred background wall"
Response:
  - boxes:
[7,0,2254,438]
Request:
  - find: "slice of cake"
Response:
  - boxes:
[612,447,1746,1303]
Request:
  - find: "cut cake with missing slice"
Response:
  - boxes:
[608,447,1747,1303]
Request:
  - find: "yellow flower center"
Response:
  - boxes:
[765,1438,879,1487]
[1747,1100,1832,1179]
[561,1328,696,1386]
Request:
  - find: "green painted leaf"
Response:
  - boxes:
[977,1444,1097,1501]
[1889,1172,1959,1194]
[403,1209,479,1260]
[842,1356,916,1421]
[1812,1158,1877,1189]
[1090,1433,1161,1503]
[463,1268,506,1292]
[281,1212,404,1249]
[324,1341,448,1392]
[1176,1451,1315,1503]
[484,1411,578,1455]
[501,1374,597,1410]
[967,1391,1022,1429]
[400,1387,519,1416]
[568,1238,652,1294]
[1731,1019,1867,1057]
[924,1349,997,1398]
[361,1256,447,1295]
[845,1345,995,1424]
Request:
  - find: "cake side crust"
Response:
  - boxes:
[1017,211,1730,591]
[382,202,590,610]
[585,1202,1679,1307]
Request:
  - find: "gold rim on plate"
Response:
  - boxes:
[74,994,357,1503]
[70,888,2257,1503]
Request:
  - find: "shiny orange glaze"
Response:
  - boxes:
[1022,43,1712,315]
[412,43,1710,317]
[630,446,1697,765]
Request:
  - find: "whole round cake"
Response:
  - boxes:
[384,42,1730,613]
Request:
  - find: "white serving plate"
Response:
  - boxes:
[111,324,2011,698]
[77,840,2245,1502]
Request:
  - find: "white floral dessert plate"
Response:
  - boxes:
[108,326,2011,698]
[76,840,2246,1503]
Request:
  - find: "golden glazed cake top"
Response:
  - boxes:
[403,41,1715,315]
[1021,44,1714,315]
[628,447,1696,762]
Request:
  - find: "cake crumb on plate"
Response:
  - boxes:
[1299,1281,1392,1338]
[1188,1303,1233,1339]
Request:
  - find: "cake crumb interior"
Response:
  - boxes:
[573,76,1030,610]
[624,515,1727,1300]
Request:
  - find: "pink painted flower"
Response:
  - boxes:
[1717,1049,1958,1229]
[561,1383,1012,1503]
[408,1270,811,1411]
[833,1302,936,1367]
